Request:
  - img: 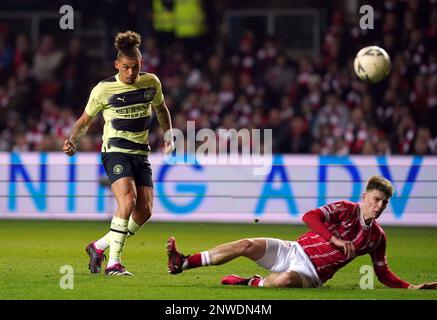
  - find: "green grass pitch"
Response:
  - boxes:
[0,220,436,300]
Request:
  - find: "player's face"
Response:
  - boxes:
[362,190,389,220]
[115,56,142,84]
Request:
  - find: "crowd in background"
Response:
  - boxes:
[0,0,436,155]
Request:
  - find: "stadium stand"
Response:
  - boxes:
[0,0,436,155]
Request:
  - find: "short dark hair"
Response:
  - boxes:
[114,31,141,59]
[365,175,395,199]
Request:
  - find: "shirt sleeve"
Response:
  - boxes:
[371,232,410,288]
[370,230,387,267]
[85,84,104,117]
[152,75,164,106]
[302,209,333,241]
[317,201,352,225]
[374,264,410,288]
[302,201,352,241]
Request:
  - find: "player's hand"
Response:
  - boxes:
[162,138,175,155]
[63,140,76,156]
[408,282,437,290]
[331,236,356,259]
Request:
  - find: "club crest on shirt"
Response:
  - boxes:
[143,87,157,102]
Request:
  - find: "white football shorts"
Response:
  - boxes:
[255,238,322,288]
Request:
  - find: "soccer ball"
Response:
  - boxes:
[353,46,391,83]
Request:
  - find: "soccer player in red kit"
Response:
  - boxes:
[166,175,437,289]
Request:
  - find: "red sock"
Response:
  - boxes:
[248,277,263,287]
[186,253,202,269]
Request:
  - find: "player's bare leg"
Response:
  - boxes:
[90,186,152,252]
[222,271,305,288]
[111,177,137,220]
[104,177,137,276]
[128,186,153,237]
[221,271,306,288]
[167,237,267,274]
[261,271,305,288]
[167,238,309,288]
[86,177,136,274]
[208,238,267,264]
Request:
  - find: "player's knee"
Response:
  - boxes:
[273,272,303,288]
[238,239,257,255]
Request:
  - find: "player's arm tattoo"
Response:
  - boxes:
[153,102,172,133]
[69,112,93,147]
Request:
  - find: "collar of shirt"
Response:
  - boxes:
[358,202,373,230]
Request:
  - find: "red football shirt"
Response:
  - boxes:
[297,200,409,287]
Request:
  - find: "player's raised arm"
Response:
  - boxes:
[63,111,94,156]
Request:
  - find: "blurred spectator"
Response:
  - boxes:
[344,107,368,154]
[428,74,437,137]
[3,65,35,117]
[12,34,32,72]
[0,34,14,78]
[282,116,312,154]
[413,127,434,155]
[32,35,64,102]
[312,93,349,139]
[265,53,295,96]
[32,35,64,83]
[59,38,89,107]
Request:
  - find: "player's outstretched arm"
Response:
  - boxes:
[374,264,411,288]
[374,265,437,289]
[371,234,436,289]
[63,111,94,157]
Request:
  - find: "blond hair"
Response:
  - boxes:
[365,175,395,199]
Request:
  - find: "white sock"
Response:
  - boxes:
[95,216,144,251]
[107,217,129,267]
[182,251,210,270]
[127,216,142,238]
[200,251,211,266]
[96,216,144,251]
[248,277,264,287]
[94,232,111,251]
